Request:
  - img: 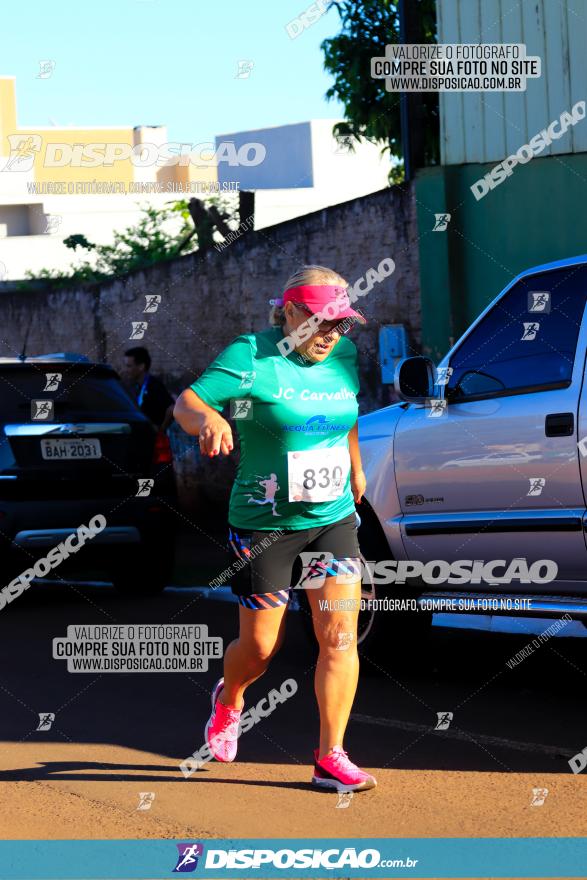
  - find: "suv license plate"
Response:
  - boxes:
[40,438,102,460]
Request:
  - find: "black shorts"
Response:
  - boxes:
[227,512,361,610]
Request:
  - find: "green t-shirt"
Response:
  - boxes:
[190,327,360,531]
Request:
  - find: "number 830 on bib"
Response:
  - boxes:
[287,447,350,502]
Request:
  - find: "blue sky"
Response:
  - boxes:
[2,0,344,143]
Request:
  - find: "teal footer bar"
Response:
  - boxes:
[0,838,585,879]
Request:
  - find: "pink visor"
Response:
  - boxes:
[279,284,366,324]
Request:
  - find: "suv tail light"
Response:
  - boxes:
[153,430,172,465]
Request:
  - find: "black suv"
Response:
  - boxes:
[0,353,176,595]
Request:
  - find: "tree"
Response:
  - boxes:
[27,194,238,287]
[322,0,439,180]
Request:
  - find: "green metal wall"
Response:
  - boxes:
[415,153,587,362]
[437,0,587,165]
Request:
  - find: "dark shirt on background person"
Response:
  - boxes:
[137,374,175,428]
[123,347,174,431]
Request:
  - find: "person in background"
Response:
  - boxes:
[123,346,175,432]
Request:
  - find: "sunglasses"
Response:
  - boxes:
[291,301,357,337]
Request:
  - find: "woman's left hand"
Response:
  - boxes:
[351,468,367,504]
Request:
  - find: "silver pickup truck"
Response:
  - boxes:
[357,254,587,654]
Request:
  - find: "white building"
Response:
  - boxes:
[216,119,392,229]
[0,72,391,281]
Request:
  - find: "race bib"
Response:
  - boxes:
[287,447,350,503]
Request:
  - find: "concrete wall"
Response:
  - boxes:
[0,183,420,409]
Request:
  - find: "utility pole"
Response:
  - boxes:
[398,0,426,180]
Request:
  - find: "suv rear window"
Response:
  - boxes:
[0,364,139,420]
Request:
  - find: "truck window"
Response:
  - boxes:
[446,264,587,401]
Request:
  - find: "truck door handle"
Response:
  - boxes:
[545,412,574,437]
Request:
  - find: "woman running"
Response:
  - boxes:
[174,265,376,792]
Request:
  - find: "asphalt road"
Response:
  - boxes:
[0,567,586,877]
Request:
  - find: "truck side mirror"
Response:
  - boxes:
[394,356,436,403]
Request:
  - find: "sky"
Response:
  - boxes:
[1,0,345,144]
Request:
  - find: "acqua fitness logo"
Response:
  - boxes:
[283,414,352,434]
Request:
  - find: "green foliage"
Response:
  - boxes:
[27,195,237,287]
[63,233,94,251]
[322,0,439,179]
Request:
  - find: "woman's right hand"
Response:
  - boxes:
[198,413,234,457]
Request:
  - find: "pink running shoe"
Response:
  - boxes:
[312,746,377,792]
[204,678,242,763]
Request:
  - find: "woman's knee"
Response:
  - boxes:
[240,628,284,663]
[236,604,287,663]
[313,614,358,652]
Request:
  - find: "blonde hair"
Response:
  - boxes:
[269,264,348,327]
